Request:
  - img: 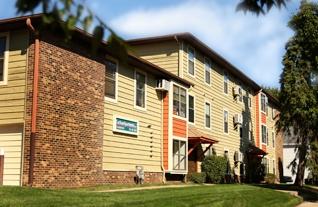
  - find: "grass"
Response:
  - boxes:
[0,184,303,207]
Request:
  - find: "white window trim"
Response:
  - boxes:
[172,138,187,171]
[134,68,147,111]
[187,45,195,78]
[248,119,253,142]
[0,32,10,86]
[204,57,211,86]
[272,131,275,149]
[260,93,268,114]
[272,159,276,175]
[223,71,228,95]
[188,93,195,125]
[223,109,229,135]
[261,124,267,145]
[204,101,211,130]
[238,82,243,104]
[172,82,188,121]
[272,107,275,120]
[104,55,118,103]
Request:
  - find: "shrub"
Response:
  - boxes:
[201,155,228,184]
[188,172,206,184]
[247,159,265,183]
[264,173,276,184]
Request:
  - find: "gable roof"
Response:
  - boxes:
[127,33,280,106]
[0,14,193,88]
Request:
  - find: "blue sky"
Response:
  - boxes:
[0,0,307,88]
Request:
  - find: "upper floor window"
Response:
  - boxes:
[205,102,211,129]
[223,71,228,94]
[135,70,146,109]
[272,131,275,148]
[0,32,9,85]
[188,95,194,123]
[261,93,267,113]
[272,107,275,120]
[188,47,195,76]
[238,82,243,103]
[261,125,267,145]
[248,88,252,108]
[204,58,211,85]
[173,85,187,118]
[224,110,228,134]
[239,124,243,139]
[248,120,253,142]
[105,58,117,100]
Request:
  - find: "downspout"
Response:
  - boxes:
[26,18,39,186]
[161,91,166,183]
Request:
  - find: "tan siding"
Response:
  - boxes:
[0,30,28,124]
[103,62,162,172]
[132,41,179,75]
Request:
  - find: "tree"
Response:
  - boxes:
[15,0,290,56]
[277,1,318,186]
[262,85,280,99]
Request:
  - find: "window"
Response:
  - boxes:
[105,58,117,100]
[188,47,195,76]
[272,107,275,120]
[238,82,243,103]
[248,120,253,142]
[272,131,275,148]
[173,85,187,118]
[135,71,146,108]
[188,95,194,123]
[261,93,267,113]
[261,125,267,145]
[204,58,211,84]
[248,88,252,108]
[273,160,276,175]
[0,32,9,85]
[205,102,211,128]
[223,71,228,94]
[173,140,186,170]
[262,157,269,173]
[224,110,228,133]
[239,124,243,139]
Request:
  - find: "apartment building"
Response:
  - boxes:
[0,15,193,187]
[127,33,284,182]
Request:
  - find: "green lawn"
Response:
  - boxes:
[0,184,302,207]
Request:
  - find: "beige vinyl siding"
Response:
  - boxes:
[0,30,28,124]
[103,62,163,172]
[131,41,179,75]
[0,123,23,186]
[181,45,256,173]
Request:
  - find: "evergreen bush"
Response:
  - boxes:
[201,155,227,184]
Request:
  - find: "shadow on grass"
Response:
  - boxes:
[250,183,318,202]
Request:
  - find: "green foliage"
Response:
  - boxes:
[262,85,280,100]
[236,0,290,16]
[15,0,131,59]
[247,159,265,183]
[188,172,206,184]
[278,1,318,186]
[264,173,276,184]
[201,155,227,184]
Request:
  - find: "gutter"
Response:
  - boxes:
[26,18,39,186]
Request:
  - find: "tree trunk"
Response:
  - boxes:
[294,136,307,186]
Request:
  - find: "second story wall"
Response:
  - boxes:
[0,29,28,124]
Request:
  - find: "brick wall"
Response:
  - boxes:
[23,30,105,188]
[103,171,163,185]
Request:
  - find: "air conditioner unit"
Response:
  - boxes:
[234,114,243,125]
[156,79,170,91]
[233,86,241,96]
[234,151,243,162]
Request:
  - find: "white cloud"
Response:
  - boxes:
[109,0,297,87]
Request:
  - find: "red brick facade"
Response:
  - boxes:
[23,30,105,188]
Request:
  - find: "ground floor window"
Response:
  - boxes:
[173,140,186,170]
[262,157,269,174]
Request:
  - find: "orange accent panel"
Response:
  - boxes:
[255,95,260,147]
[173,117,187,138]
[163,91,169,170]
[261,113,266,125]
[262,144,267,152]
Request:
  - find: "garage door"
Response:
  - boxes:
[0,124,23,186]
